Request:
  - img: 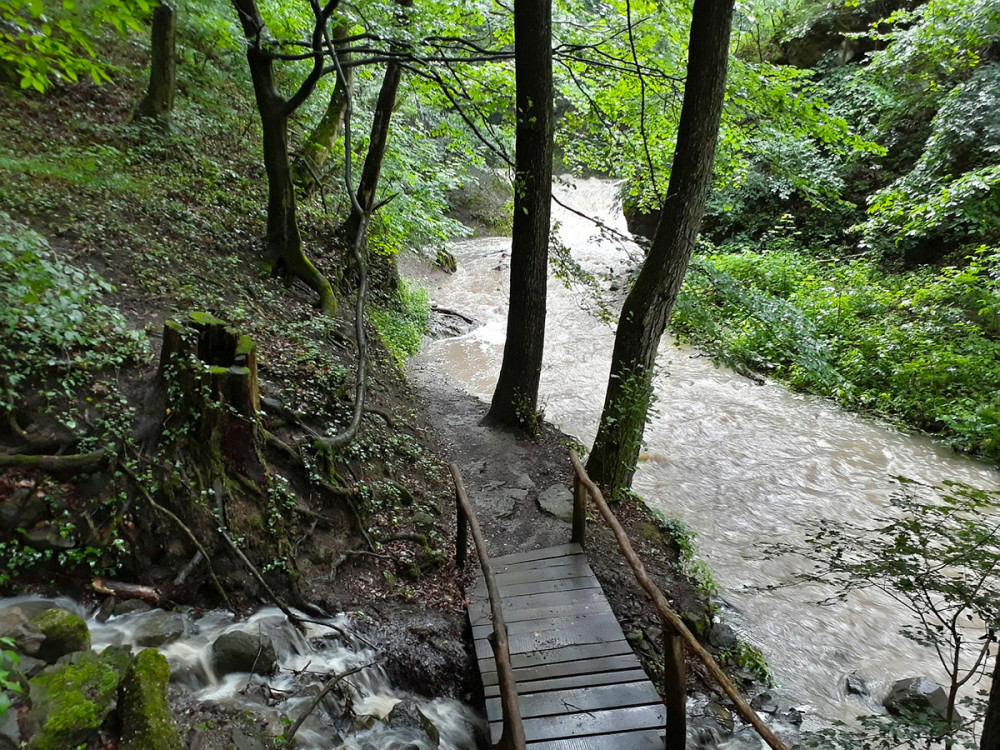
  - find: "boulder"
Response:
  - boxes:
[0,488,47,531]
[210,630,276,676]
[845,671,869,697]
[132,610,185,647]
[26,646,130,750]
[708,622,738,650]
[21,525,76,552]
[29,608,90,663]
[384,700,440,746]
[118,649,183,750]
[0,607,44,656]
[96,597,152,623]
[883,676,956,721]
[536,485,573,521]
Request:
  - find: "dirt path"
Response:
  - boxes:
[409,360,578,557]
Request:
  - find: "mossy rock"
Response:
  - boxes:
[118,649,183,750]
[29,609,90,663]
[26,646,130,750]
[636,522,664,546]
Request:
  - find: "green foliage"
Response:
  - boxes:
[0,636,22,718]
[860,63,1000,260]
[370,279,429,367]
[0,213,146,415]
[652,512,719,598]
[800,704,984,750]
[673,245,1000,460]
[0,0,150,92]
[720,641,774,687]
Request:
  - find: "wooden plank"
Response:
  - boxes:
[468,586,608,625]
[477,575,602,600]
[480,640,635,677]
[484,668,649,698]
[491,704,667,744]
[481,653,642,688]
[487,556,592,578]
[472,611,622,640]
[526,729,666,750]
[475,618,628,660]
[469,597,613,628]
[486,681,661,720]
[489,543,583,566]
[471,557,593,589]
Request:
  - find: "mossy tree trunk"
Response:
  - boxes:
[292,22,351,193]
[344,61,403,247]
[135,0,177,131]
[487,0,554,430]
[586,0,735,495]
[231,0,339,313]
[983,654,1000,750]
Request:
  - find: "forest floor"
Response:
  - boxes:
[0,39,752,748]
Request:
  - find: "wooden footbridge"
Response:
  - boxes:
[451,454,790,750]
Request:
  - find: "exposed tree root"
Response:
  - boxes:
[0,450,106,471]
[121,463,232,609]
[213,478,306,632]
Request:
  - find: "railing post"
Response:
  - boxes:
[456,487,468,568]
[571,473,587,548]
[663,618,687,750]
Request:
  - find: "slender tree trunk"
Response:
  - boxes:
[292,22,351,192]
[231,0,337,312]
[486,0,553,430]
[344,61,403,247]
[135,0,177,131]
[586,0,734,494]
[983,653,1000,750]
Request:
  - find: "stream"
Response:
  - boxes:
[0,596,483,749]
[413,178,1000,735]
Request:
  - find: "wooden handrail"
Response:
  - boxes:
[451,463,527,750]
[569,450,790,750]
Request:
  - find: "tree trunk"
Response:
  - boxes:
[982,653,1000,750]
[486,0,553,430]
[292,22,351,193]
[231,0,337,313]
[344,61,403,248]
[586,0,734,494]
[135,0,177,131]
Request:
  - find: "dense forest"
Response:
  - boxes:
[0,0,999,747]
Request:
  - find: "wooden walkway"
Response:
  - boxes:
[469,543,666,749]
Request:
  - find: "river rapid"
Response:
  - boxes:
[413,177,1000,734]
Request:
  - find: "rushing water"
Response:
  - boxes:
[0,597,482,749]
[413,178,1000,734]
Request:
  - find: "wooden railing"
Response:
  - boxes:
[451,463,527,750]
[569,450,790,750]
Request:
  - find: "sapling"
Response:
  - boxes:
[764,478,1000,749]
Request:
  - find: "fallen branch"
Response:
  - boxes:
[0,450,106,471]
[430,304,475,324]
[91,578,161,605]
[283,661,375,742]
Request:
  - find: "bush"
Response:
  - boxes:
[673,245,1000,459]
[370,280,429,367]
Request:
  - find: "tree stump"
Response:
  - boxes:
[154,312,263,479]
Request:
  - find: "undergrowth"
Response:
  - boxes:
[370,280,430,367]
[673,245,1000,461]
